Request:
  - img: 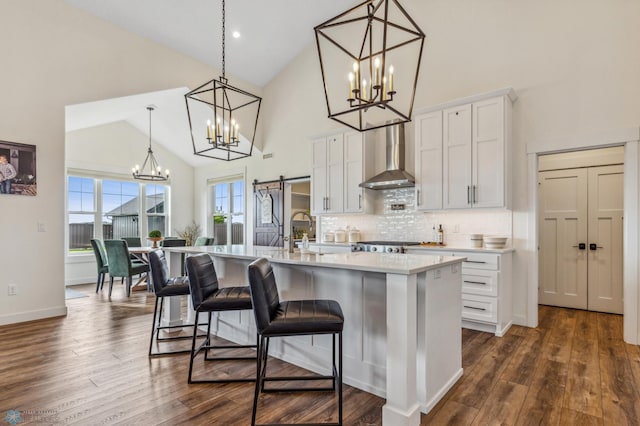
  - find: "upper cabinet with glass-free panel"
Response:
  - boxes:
[414,88,516,211]
[311,130,375,215]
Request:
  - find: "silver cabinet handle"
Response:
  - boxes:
[464,280,486,285]
[473,185,477,204]
[464,305,487,311]
[358,194,362,209]
[326,197,330,211]
[465,260,487,264]
[467,186,470,204]
[417,189,421,206]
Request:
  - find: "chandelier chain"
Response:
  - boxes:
[148,107,152,148]
[221,0,226,78]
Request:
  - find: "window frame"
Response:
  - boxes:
[207,174,246,245]
[65,170,171,258]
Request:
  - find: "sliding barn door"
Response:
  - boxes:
[253,180,284,247]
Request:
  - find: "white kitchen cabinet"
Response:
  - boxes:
[312,130,374,215]
[406,248,513,336]
[311,134,343,215]
[443,104,473,208]
[415,111,443,210]
[414,88,515,211]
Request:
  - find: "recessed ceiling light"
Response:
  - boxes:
[232,31,241,39]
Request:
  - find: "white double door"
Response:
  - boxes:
[539,165,624,314]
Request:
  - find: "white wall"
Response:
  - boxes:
[193,0,640,329]
[65,121,194,285]
[3,0,640,329]
[0,0,260,325]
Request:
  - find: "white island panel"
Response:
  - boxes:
[164,245,465,426]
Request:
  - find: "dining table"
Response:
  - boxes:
[126,246,155,290]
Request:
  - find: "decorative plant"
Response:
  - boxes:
[148,229,162,238]
[176,221,202,246]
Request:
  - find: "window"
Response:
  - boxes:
[102,179,140,240]
[209,178,244,244]
[146,184,167,236]
[68,176,96,252]
[66,174,169,254]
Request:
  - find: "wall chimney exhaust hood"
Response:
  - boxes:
[359,123,415,190]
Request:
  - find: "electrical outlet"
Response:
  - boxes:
[452,264,458,274]
[8,284,17,296]
[434,269,441,279]
[453,224,460,233]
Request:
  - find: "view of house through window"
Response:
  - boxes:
[210,178,244,245]
[67,175,169,253]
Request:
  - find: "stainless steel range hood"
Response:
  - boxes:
[359,123,415,190]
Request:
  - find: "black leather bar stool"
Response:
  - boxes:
[185,253,257,383]
[247,257,344,426]
[148,249,206,356]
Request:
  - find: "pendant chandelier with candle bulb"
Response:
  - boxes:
[184,0,261,161]
[132,106,169,181]
[315,0,425,132]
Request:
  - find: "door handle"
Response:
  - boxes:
[473,185,477,204]
[359,194,362,209]
[589,243,603,251]
[417,189,421,206]
[467,186,471,204]
[572,243,586,250]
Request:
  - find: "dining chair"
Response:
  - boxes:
[247,257,344,426]
[104,239,150,297]
[194,236,214,246]
[185,253,257,383]
[90,239,109,293]
[121,236,142,247]
[161,239,187,247]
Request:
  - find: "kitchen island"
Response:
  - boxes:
[163,245,465,426]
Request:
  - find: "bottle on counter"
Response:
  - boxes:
[438,224,444,245]
[302,233,309,250]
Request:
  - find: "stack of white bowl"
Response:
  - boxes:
[484,236,508,249]
[470,234,484,248]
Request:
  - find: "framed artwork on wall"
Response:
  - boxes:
[0,140,36,196]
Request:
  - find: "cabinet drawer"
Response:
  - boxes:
[461,269,498,297]
[462,294,497,324]
[461,253,499,270]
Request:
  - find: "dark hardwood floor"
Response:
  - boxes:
[1,285,638,425]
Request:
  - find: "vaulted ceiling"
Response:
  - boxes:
[64,0,353,166]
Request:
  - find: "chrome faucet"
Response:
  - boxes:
[288,211,313,253]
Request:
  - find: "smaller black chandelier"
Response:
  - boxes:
[185,0,261,161]
[315,0,425,132]
[132,106,170,181]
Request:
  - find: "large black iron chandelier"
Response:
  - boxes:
[315,0,425,132]
[132,106,169,181]
[185,0,261,161]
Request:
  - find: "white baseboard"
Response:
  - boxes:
[512,313,528,327]
[65,276,95,286]
[0,306,67,326]
[421,368,464,414]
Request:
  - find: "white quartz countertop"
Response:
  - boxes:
[406,245,515,254]
[164,245,465,275]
